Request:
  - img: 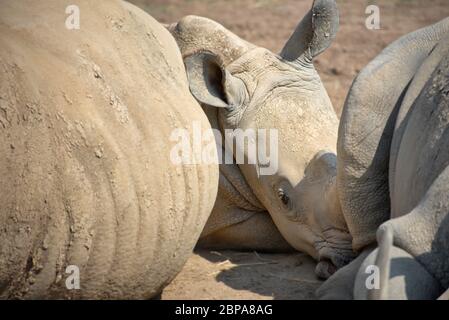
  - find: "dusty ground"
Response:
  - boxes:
[128,0,449,300]
[162,250,321,300]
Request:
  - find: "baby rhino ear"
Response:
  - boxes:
[184,51,246,109]
[280,0,339,64]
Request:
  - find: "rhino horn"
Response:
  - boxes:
[280,0,339,65]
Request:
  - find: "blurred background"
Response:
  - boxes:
[129,0,449,115]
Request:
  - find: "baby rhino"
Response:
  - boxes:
[169,0,355,278]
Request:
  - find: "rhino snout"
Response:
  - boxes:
[315,244,356,279]
[315,259,338,279]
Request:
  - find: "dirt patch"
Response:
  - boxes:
[162,250,321,300]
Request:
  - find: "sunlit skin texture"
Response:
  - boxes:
[220,50,354,276]
[0,0,219,299]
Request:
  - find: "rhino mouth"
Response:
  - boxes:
[315,246,356,279]
[315,258,338,279]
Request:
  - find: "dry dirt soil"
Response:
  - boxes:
[162,250,321,300]
[128,0,449,300]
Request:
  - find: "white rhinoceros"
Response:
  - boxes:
[0,0,218,299]
[167,0,356,279]
[317,17,449,300]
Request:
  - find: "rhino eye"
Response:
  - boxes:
[277,188,290,206]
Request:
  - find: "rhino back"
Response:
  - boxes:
[386,41,449,288]
[390,33,449,216]
[0,0,218,299]
[337,18,449,250]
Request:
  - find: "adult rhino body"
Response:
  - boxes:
[168,0,355,278]
[318,17,449,299]
[0,0,218,299]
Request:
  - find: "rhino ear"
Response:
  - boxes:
[280,0,339,64]
[184,51,245,109]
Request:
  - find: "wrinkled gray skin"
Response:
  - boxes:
[318,17,449,299]
[0,0,219,299]
[169,0,355,278]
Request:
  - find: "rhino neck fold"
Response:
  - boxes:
[219,162,265,212]
[204,105,266,213]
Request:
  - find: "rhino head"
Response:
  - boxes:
[171,0,354,278]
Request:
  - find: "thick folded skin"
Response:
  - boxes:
[0,0,218,299]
